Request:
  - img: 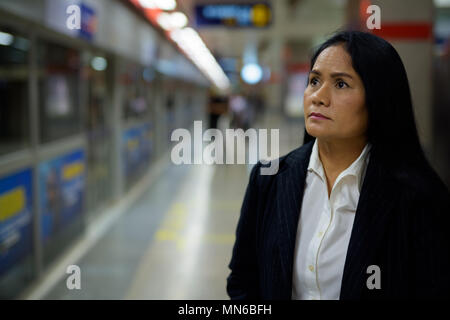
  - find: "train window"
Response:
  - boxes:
[0,26,30,156]
[37,40,82,144]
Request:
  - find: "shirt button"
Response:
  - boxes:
[318,231,323,237]
[308,265,314,272]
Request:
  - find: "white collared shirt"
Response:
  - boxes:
[292,139,371,300]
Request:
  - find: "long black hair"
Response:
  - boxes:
[303,31,433,178]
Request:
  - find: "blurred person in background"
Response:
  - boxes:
[246,90,264,125]
[207,90,229,129]
[229,94,248,129]
[227,31,450,300]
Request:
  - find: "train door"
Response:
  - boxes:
[0,22,33,299]
[84,52,113,218]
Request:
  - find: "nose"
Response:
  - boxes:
[311,83,330,107]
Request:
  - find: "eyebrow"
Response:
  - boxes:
[310,70,353,79]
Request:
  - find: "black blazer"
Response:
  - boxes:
[227,140,450,300]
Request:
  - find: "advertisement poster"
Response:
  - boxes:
[123,122,154,182]
[39,150,85,245]
[284,71,309,118]
[79,3,97,41]
[140,122,154,164]
[0,169,33,277]
[45,0,98,40]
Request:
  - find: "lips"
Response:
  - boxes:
[309,112,330,120]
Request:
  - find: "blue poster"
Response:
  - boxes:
[39,150,85,245]
[0,169,33,276]
[123,123,154,181]
[79,3,97,41]
[140,123,154,164]
[123,126,143,178]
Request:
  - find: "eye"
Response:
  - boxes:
[336,80,349,89]
[309,77,319,86]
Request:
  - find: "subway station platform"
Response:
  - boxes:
[1,0,449,302]
[20,113,303,300]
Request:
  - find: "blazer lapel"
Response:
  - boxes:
[274,141,314,298]
[272,141,397,299]
[340,152,398,299]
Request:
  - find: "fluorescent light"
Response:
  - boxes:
[170,12,188,28]
[157,12,188,30]
[170,28,230,90]
[91,57,108,71]
[139,0,177,10]
[157,13,172,30]
[154,0,176,10]
[0,31,14,46]
[139,0,156,9]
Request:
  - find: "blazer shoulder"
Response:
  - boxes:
[251,141,314,181]
[393,163,450,209]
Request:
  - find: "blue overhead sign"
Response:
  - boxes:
[195,3,272,28]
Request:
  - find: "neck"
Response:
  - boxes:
[316,136,367,176]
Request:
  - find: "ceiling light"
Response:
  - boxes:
[170,12,188,28]
[139,0,177,10]
[158,12,188,30]
[157,13,172,30]
[0,31,14,46]
[91,57,108,71]
[241,63,263,84]
[154,0,176,11]
[170,28,230,90]
[139,0,157,9]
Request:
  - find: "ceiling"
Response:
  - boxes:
[177,0,347,61]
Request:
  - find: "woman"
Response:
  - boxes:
[226,31,450,300]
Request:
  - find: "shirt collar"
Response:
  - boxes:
[307,139,372,190]
[308,139,326,182]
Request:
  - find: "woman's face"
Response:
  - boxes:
[303,44,368,142]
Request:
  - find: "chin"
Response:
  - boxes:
[305,125,331,140]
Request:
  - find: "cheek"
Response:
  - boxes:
[336,92,365,116]
[303,91,313,112]
[336,94,368,130]
[303,91,310,107]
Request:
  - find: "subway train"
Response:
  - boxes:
[0,0,209,299]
